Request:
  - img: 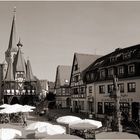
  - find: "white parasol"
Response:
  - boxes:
[0,104,11,108]
[69,119,102,130]
[25,121,53,130]
[0,128,22,140]
[37,124,66,135]
[56,115,82,124]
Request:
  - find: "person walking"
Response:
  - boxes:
[22,114,27,127]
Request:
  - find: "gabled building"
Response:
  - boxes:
[70,53,101,113]
[1,8,38,105]
[39,79,49,98]
[54,65,71,108]
[83,45,140,123]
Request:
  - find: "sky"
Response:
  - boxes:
[0,1,140,81]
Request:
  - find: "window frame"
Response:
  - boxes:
[128,64,135,74]
[100,69,105,79]
[118,66,124,75]
[88,86,92,94]
[128,82,136,92]
[99,85,105,94]
[108,84,114,93]
[108,68,114,77]
[118,83,124,93]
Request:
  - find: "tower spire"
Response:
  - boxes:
[5,7,18,63]
[13,6,16,19]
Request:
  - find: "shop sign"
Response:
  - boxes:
[101,98,133,102]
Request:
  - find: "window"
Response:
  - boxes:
[99,85,105,94]
[110,56,117,62]
[74,64,78,71]
[118,66,124,75]
[128,64,135,74]
[62,88,65,94]
[74,88,78,94]
[128,82,136,92]
[118,83,124,93]
[98,102,103,114]
[90,73,94,80]
[100,69,105,79]
[108,84,114,93]
[81,87,85,94]
[123,52,131,60]
[108,68,114,77]
[74,75,79,82]
[17,73,23,78]
[88,86,92,93]
[104,102,115,115]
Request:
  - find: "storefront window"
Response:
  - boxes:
[98,102,103,114]
[104,102,115,115]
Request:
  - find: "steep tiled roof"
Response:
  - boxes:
[84,44,140,73]
[13,47,26,73]
[75,53,101,72]
[5,58,14,81]
[26,59,36,81]
[55,65,71,88]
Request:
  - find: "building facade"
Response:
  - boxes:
[83,45,140,123]
[0,64,4,103]
[40,79,49,98]
[54,65,71,108]
[1,9,38,105]
[70,53,101,113]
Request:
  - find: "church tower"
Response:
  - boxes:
[2,8,38,105]
[5,7,18,63]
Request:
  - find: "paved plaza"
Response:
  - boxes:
[0,108,139,139]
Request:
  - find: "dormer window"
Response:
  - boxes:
[100,69,105,79]
[123,52,131,60]
[128,64,135,74]
[118,66,124,75]
[90,72,94,80]
[110,56,117,62]
[108,68,114,77]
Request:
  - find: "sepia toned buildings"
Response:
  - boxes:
[54,45,140,123]
[83,45,140,122]
[69,53,101,113]
[0,9,39,105]
[54,65,71,108]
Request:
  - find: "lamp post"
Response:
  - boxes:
[110,75,122,132]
